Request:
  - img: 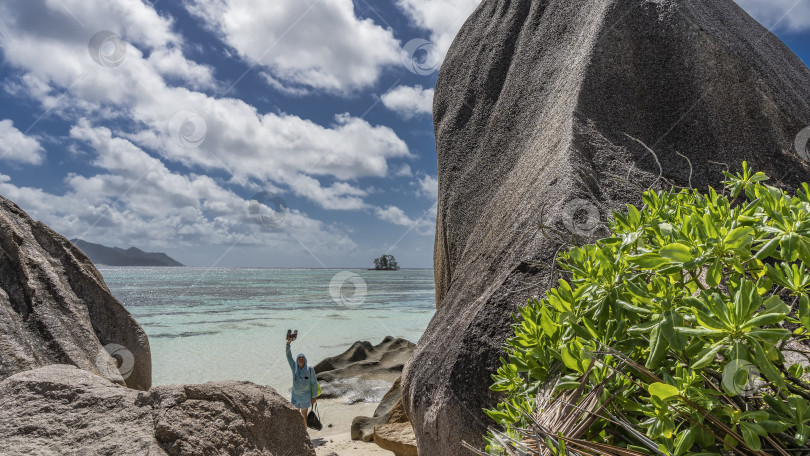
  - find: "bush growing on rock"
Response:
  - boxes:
[480,163,810,455]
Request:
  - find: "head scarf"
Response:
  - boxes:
[294,353,308,380]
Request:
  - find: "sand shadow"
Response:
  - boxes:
[311,437,327,448]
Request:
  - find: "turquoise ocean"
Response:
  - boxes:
[98,267,436,396]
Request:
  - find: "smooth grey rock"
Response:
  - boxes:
[350,377,403,442]
[402,0,810,454]
[0,365,316,456]
[0,195,151,390]
[314,337,415,384]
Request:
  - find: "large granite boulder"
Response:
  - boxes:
[0,365,316,456]
[402,0,810,454]
[0,195,151,390]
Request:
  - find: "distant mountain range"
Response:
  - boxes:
[71,239,184,267]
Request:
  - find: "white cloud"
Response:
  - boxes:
[396,0,481,62]
[416,174,438,200]
[735,0,810,32]
[0,0,212,87]
[0,0,413,210]
[0,123,357,255]
[186,0,402,93]
[382,85,434,119]
[0,0,433,261]
[375,205,413,226]
[146,48,215,90]
[394,164,413,177]
[0,119,45,164]
[374,203,435,235]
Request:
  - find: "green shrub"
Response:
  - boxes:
[484,163,810,455]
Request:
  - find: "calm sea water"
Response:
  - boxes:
[97,267,436,393]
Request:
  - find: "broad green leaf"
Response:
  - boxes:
[741,312,786,330]
[758,420,789,433]
[795,423,809,446]
[539,306,557,337]
[749,338,787,392]
[617,300,652,314]
[628,253,671,269]
[763,295,789,314]
[781,232,801,262]
[674,428,694,456]
[661,310,687,351]
[646,325,668,369]
[798,237,810,264]
[660,243,693,263]
[649,382,680,401]
[692,343,723,370]
[724,226,754,250]
[740,422,762,451]
[800,294,810,331]
[754,237,779,260]
[707,258,722,287]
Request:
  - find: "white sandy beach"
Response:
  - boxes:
[309,399,395,455]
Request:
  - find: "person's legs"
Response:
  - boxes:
[301,408,307,422]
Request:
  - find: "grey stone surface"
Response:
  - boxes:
[350,377,403,442]
[314,337,414,383]
[402,0,810,454]
[0,195,151,390]
[0,365,316,456]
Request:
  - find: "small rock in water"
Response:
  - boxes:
[328,423,333,427]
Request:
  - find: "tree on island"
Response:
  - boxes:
[372,254,399,270]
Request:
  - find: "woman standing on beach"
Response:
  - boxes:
[285,330,320,423]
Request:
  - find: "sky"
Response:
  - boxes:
[0,0,808,268]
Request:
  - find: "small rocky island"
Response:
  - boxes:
[370,254,399,270]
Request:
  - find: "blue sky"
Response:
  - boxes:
[0,0,808,268]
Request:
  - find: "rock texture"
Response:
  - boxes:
[0,364,316,456]
[0,195,151,390]
[373,421,417,456]
[373,398,417,456]
[402,0,810,454]
[351,377,404,442]
[314,337,414,383]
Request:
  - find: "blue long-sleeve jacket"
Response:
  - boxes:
[286,344,319,408]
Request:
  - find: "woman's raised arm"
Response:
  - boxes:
[285,341,295,370]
